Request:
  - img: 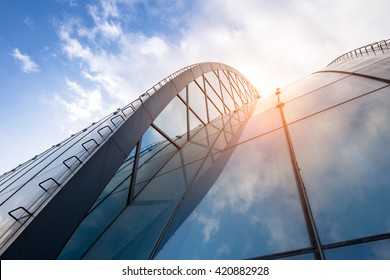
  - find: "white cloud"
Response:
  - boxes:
[57,19,181,118]
[179,0,390,95]
[216,243,231,258]
[24,16,35,29]
[59,26,92,60]
[12,48,39,73]
[54,78,103,122]
[87,2,122,39]
[194,213,219,243]
[198,130,312,250]
[54,0,390,125]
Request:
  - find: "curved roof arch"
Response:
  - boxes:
[0,62,259,259]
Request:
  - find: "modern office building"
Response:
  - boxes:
[0,39,389,260]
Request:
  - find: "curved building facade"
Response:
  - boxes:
[1,40,390,260]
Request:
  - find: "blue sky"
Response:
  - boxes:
[0,0,389,173]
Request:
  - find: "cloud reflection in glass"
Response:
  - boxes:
[156,129,310,259]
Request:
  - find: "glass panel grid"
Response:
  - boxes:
[288,87,390,245]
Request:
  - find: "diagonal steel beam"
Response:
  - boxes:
[203,75,230,113]
[213,70,239,109]
[176,93,207,127]
[194,79,224,117]
[150,123,181,150]
[222,70,245,106]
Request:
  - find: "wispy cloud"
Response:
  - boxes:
[59,25,92,60]
[193,213,219,243]
[12,48,39,73]
[67,0,78,7]
[24,16,35,29]
[54,78,103,122]
[55,3,182,120]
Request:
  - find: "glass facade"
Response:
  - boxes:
[1,41,390,260]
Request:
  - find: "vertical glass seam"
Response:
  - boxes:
[276,90,324,260]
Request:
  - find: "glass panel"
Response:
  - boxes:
[216,70,237,111]
[153,96,187,140]
[284,75,387,123]
[193,151,221,183]
[325,239,390,260]
[216,71,236,112]
[281,72,349,102]
[327,52,390,73]
[81,106,252,259]
[220,82,235,112]
[211,128,232,152]
[58,146,136,259]
[207,99,223,122]
[278,253,315,260]
[83,158,204,259]
[155,129,310,259]
[356,54,390,81]
[208,114,226,131]
[91,156,133,209]
[289,87,390,244]
[159,132,220,173]
[188,111,204,139]
[177,87,186,102]
[236,74,251,101]
[203,76,225,120]
[133,126,179,195]
[59,123,184,259]
[140,122,168,148]
[252,95,278,116]
[134,143,178,195]
[208,110,248,153]
[238,108,282,144]
[188,111,232,142]
[223,70,243,108]
[188,79,208,124]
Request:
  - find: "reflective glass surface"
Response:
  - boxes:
[134,141,178,195]
[237,107,282,144]
[188,80,209,123]
[202,77,226,120]
[278,253,315,260]
[251,94,278,116]
[153,96,187,139]
[281,72,349,102]
[58,145,137,259]
[356,54,390,81]
[327,52,390,73]
[155,129,310,259]
[76,106,250,259]
[84,164,190,259]
[289,87,390,244]
[325,239,390,260]
[284,75,388,123]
